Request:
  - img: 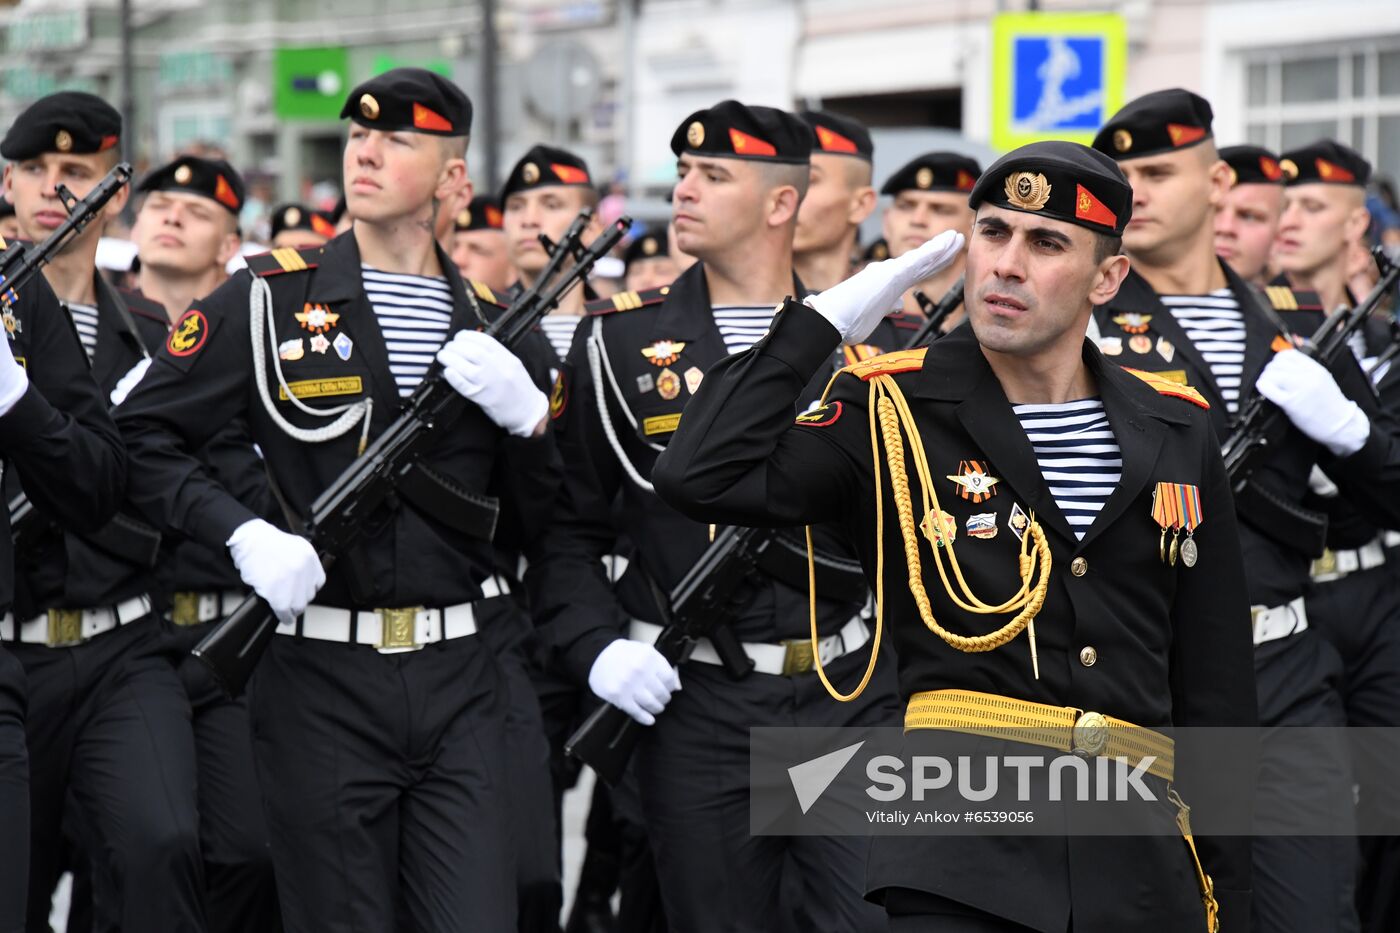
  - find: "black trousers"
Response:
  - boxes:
[1252,630,1359,933]
[0,648,29,933]
[171,621,283,933]
[14,617,204,933]
[884,889,1049,933]
[249,618,516,933]
[1306,565,1400,933]
[634,649,899,933]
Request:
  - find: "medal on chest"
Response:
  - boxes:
[1151,481,1203,567]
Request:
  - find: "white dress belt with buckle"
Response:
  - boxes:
[168,589,246,626]
[1310,538,1387,582]
[1384,530,1400,549]
[1252,596,1308,647]
[282,577,508,652]
[0,595,154,646]
[627,616,871,677]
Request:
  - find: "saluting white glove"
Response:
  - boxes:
[588,638,682,726]
[226,519,325,624]
[436,330,549,438]
[0,333,30,417]
[109,357,152,407]
[1256,350,1371,458]
[804,230,965,343]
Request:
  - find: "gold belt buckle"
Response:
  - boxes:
[1071,710,1109,757]
[780,639,815,676]
[377,607,423,651]
[46,609,84,647]
[171,592,201,627]
[1310,548,1338,578]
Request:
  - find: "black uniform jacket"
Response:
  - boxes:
[526,261,918,684]
[1094,263,1400,608]
[114,231,559,610]
[652,303,1258,932]
[1,269,126,615]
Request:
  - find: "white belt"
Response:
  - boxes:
[1252,596,1308,646]
[627,616,871,677]
[0,595,153,647]
[1384,531,1400,549]
[281,577,507,653]
[1310,538,1387,582]
[168,589,246,626]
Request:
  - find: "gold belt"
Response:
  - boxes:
[904,688,1175,782]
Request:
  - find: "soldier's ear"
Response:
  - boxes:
[1089,253,1132,307]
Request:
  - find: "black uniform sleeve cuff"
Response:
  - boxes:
[0,382,56,449]
[1332,419,1385,476]
[757,299,843,382]
[191,498,260,554]
[562,630,625,687]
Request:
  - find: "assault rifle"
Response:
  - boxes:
[906,276,965,349]
[193,210,630,697]
[4,163,162,566]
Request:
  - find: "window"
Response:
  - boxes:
[1241,39,1400,185]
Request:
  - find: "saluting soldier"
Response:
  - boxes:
[793,110,878,292]
[0,92,208,932]
[528,100,899,933]
[1213,144,1288,287]
[449,192,514,293]
[654,139,1257,933]
[114,68,559,933]
[1090,89,1400,933]
[269,202,337,250]
[878,151,981,324]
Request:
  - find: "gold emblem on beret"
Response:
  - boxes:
[522,162,540,184]
[1004,171,1052,211]
[1279,158,1298,180]
[915,167,934,189]
[285,207,301,227]
[360,94,380,120]
[686,121,705,148]
[642,237,658,256]
[54,130,73,152]
[1112,129,1132,153]
[457,209,471,228]
[174,164,193,185]
[871,242,888,261]
[1227,166,1238,187]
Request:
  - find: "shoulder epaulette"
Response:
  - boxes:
[467,279,501,307]
[1122,367,1210,409]
[839,347,928,381]
[885,310,923,331]
[245,246,321,278]
[1265,285,1299,311]
[118,288,170,325]
[586,285,670,316]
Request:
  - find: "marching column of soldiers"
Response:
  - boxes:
[0,61,1394,933]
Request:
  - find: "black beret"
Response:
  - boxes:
[1093,88,1213,160]
[0,91,121,161]
[1220,145,1285,186]
[880,152,981,196]
[270,203,337,239]
[340,67,472,137]
[454,194,505,232]
[969,140,1131,237]
[861,238,890,262]
[623,230,670,269]
[0,199,13,219]
[138,156,246,215]
[1279,140,1371,187]
[798,111,873,162]
[501,145,593,200]
[670,101,813,165]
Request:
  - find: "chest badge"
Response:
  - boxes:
[684,365,704,395]
[947,460,1000,503]
[279,338,305,361]
[1129,334,1153,355]
[656,367,681,400]
[333,332,354,361]
[966,512,998,540]
[3,311,21,337]
[1097,336,1122,356]
[920,509,958,549]
[1156,337,1175,363]
[296,303,340,334]
[642,339,686,367]
[1151,481,1203,568]
[1007,502,1030,541]
[309,333,331,354]
[1112,312,1152,334]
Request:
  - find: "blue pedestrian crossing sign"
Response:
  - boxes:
[991,12,1127,151]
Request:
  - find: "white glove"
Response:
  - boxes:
[1257,350,1371,457]
[0,334,30,417]
[588,638,682,726]
[804,230,965,343]
[109,357,153,406]
[226,519,325,624]
[436,330,549,438]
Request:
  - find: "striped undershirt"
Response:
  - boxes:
[361,265,454,397]
[64,301,100,363]
[1160,289,1246,414]
[1012,398,1122,541]
[713,305,779,355]
[539,314,583,361]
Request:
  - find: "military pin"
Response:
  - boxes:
[1180,533,1199,568]
[2,311,20,337]
[278,338,305,361]
[1129,334,1153,355]
[966,512,998,540]
[1168,529,1180,566]
[636,373,655,394]
[656,368,681,400]
[310,333,330,354]
[1097,337,1123,356]
[684,366,704,395]
[641,339,686,367]
[333,332,353,361]
[1007,502,1030,542]
[1156,337,1175,363]
[1112,312,1152,334]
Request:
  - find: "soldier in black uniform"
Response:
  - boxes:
[449,193,513,293]
[528,100,901,933]
[793,111,878,292]
[269,202,337,250]
[120,156,285,933]
[0,92,207,932]
[622,230,680,293]
[1214,145,1288,287]
[0,200,21,242]
[654,138,1257,933]
[879,151,981,322]
[1090,90,1400,933]
[114,68,559,933]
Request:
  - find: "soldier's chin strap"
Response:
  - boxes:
[249,275,373,452]
[806,372,1054,703]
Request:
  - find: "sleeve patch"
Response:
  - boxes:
[167,309,209,357]
[795,400,843,427]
